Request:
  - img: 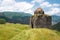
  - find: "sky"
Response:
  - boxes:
[0,0,60,16]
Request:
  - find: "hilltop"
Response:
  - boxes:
[0,23,60,40]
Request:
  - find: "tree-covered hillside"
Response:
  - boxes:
[0,12,32,24]
[52,22,60,31]
[0,12,60,25]
[52,15,60,25]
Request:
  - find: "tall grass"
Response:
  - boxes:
[0,23,30,40]
[10,28,60,40]
[0,23,60,40]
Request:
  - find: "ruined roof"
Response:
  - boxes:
[34,7,44,14]
[35,8,43,12]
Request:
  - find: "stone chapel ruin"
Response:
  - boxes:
[30,7,52,28]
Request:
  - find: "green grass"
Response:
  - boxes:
[0,23,60,40]
[0,23,30,40]
[10,28,60,40]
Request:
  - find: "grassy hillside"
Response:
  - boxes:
[10,28,60,40]
[0,23,30,40]
[0,23,60,40]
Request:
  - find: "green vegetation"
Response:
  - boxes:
[0,12,32,24]
[0,23,60,40]
[0,23,30,40]
[52,22,60,31]
[0,19,6,24]
[10,28,60,40]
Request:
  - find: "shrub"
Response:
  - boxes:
[0,19,6,24]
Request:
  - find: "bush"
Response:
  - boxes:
[0,19,6,24]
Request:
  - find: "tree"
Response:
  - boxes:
[0,19,6,24]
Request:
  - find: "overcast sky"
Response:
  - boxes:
[0,0,60,15]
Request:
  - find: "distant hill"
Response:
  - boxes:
[0,12,60,25]
[3,12,32,18]
[0,12,32,24]
[52,15,60,25]
[52,22,60,31]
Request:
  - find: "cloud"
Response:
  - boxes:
[39,1,60,16]
[14,2,34,14]
[0,6,15,12]
[0,0,2,3]
[0,0,34,14]
[14,2,34,11]
[40,2,52,7]
[24,9,34,14]
[45,8,60,15]
[0,0,16,12]
[40,1,60,8]
[31,0,60,15]
[51,8,60,13]
[0,0,60,16]
[1,0,15,6]
[32,0,45,3]
[53,4,60,6]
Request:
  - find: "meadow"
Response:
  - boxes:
[0,23,60,40]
